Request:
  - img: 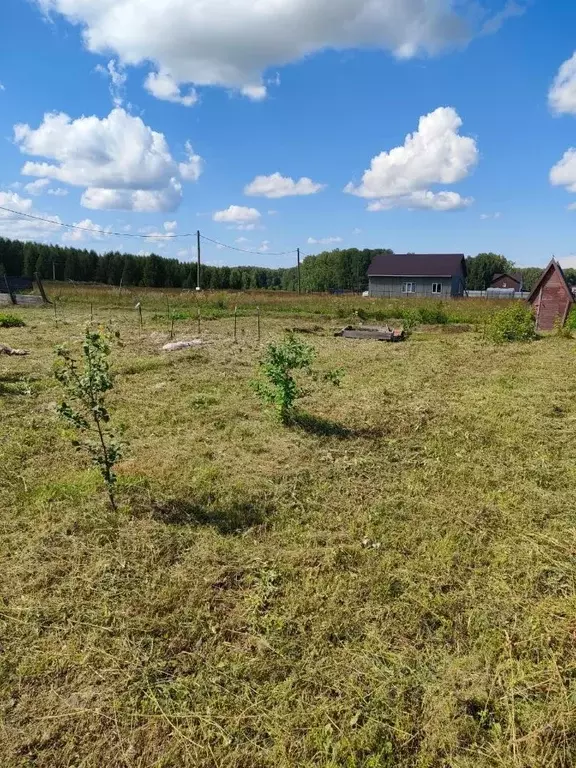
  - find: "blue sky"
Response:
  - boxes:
[1,0,576,269]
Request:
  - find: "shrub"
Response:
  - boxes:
[352,308,368,322]
[566,305,576,331]
[401,309,420,337]
[0,314,25,328]
[54,328,125,510]
[554,315,573,338]
[417,303,448,325]
[486,303,536,344]
[252,333,342,424]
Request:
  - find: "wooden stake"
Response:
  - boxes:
[234,305,238,343]
[34,272,50,304]
[3,274,16,306]
[257,306,261,343]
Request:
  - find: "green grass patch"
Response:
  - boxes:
[0,313,25,328]
[2,303,576,766]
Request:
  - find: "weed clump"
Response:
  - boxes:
[0,314,25,328]
[486,303,536,343]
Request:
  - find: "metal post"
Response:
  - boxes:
[234,305,238,343]
[196,230,201,291]
[297,248,301,295]
[257,306,261,343]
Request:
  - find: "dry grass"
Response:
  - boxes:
[2,297,576,767]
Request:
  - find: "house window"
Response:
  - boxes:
[432,283,442,295]
[402,282,416,294]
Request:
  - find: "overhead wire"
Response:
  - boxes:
[199,233,296,257]
[0,205,191,238]
[0,205,301,257]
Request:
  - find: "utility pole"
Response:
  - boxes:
[297,248,301,295]
[196,230,201,291]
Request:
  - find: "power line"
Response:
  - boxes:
[199,234,297,257]
[0,205,194,239]
[0,205,302,256]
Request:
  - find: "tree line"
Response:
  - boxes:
[466,253,576,292]
[0,237,386,292]
[0,237,299,291]
[0,236,568,294]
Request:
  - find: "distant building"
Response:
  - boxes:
[528,259,574,331]
[368,253,466,298]
[490,273,522,292]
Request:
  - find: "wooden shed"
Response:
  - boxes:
[528,259,574,331]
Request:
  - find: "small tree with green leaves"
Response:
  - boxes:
[54,328,123,510]
[486,303,536,344]
[252,333,342,424]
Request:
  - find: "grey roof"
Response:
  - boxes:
[492,273,522,283]
[368,253,466,278]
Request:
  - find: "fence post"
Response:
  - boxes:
[3,274,17,306]
[234,305,238,343]
[34,272,50,304]
[257,306,261,343]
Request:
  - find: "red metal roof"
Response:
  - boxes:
[368,253,466,278]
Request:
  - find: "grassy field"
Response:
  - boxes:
[2,297,576,767]
[44,282,515,326]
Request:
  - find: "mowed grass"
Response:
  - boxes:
[2,301,576,767]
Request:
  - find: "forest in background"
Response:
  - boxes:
[0,236,567,293]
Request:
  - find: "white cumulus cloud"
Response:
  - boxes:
[307,236,343,245]
[345,107,478,211]
[549,52,576,116]
[549,53,576,205]
[35,0,518,102]
[550,149,576,194]
[81,180,183,213]
[47,187,69,196]
[0,191,62,240]
[213,205,261,229]
[63,218,112,242]
[179,141,203,182]
[366,190,473,211]
[144,71,198,107]
[24,178,50,196]
[14,107,202,212]
[245,173,325,198]
[96,59,127,107]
